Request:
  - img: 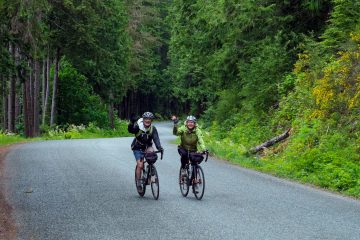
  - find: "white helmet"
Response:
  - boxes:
[186,115,197,123]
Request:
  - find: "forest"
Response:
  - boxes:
[1,0,359,196]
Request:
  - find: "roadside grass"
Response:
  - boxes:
[203,131,360,199]
[0,120,132,146]
[0,134,29,146]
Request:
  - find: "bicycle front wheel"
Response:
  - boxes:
[193,165,205,200]
[150,166,159,200]
[179,166,189,197]
[135,166,146,197]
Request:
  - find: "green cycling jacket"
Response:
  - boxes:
[173,124,206,152]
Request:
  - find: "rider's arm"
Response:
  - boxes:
[173,124,186,136]
[173,123,178,135]
[196,128,206,152]
[152,127,163,151]
[128,122,139,134]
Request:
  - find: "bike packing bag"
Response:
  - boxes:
[189,152,204,164]
[190,153,204,164]
[145,152,158,164]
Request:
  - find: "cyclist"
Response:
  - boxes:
[129,112,163,192]
[172,115,206,178]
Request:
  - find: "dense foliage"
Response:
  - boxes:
[166,0,360,196]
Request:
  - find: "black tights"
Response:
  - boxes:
[181,156,189,169]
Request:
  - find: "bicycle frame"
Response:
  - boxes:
[184,151,208,194]
[136,149,163,199]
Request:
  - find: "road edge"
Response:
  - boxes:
[0,144,19,240]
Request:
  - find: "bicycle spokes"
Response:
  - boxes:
[179,167,189,197]
[135,165,146,197]
[193,166,205,200]
[150,166,159,200]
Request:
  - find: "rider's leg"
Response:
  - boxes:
[136,159,144,181]
[133,150,144,186]
[181,156,189,169]
[180,156,189,178]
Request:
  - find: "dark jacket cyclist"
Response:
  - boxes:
[128,112,163,192]
[172,115,206,175]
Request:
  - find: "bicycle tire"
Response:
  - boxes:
[135,165,146,197]
[179,166,189,197]
[193,165,205,200]
[150,166,160,200]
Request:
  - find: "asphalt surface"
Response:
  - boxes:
[4,122,360,240]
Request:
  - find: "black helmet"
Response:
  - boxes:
[186,115,196,123]
[142,112,155,119]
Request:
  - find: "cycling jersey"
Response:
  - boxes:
[173,123,206,152]
[128,118,162,151]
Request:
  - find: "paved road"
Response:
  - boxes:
[4,122,360,240]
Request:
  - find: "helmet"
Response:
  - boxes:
[142,112,155,119]
[186,115,197,123]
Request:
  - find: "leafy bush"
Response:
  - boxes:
[41,120,131,140]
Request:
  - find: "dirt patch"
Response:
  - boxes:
[0,144,18,240]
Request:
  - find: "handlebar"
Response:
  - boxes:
[186,150,209,162]
[142,150,164,160]
[203,150,209,162]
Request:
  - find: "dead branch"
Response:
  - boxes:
[250,128,291,153]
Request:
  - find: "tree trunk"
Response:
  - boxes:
[41,59,45,120]
[1,75,7,130]
[23,67,31,137]
[28,60,34,137]
[8,43,16,132]
[250,128,291,153]
[50,48,60,127]
[33,60,40,136]
[14,46,21,133]
[127,93,131,118]
[42,52,50,125]
[108,102,115,129]
[15,92,20,130]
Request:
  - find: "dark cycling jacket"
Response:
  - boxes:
[128,122,162,151]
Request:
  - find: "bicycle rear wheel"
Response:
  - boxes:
[179,166,189,197]
[135,166,146,197]
[193,165,205,200]
[150,166,159,200]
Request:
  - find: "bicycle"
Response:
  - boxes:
[135,150,163,200]
[179,150,208,200]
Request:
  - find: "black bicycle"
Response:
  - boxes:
[135,150,163,200]
[179,150,208,200]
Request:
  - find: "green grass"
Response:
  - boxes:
[203,128,360,199]
[0,134,27,146]
[0,120,132,146]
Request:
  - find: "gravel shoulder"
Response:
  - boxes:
[0,144,18,240]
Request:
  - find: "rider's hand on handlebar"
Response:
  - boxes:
[204,149,209,162]
[159,147,164,160]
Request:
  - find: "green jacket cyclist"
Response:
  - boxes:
[172,115,206,176]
